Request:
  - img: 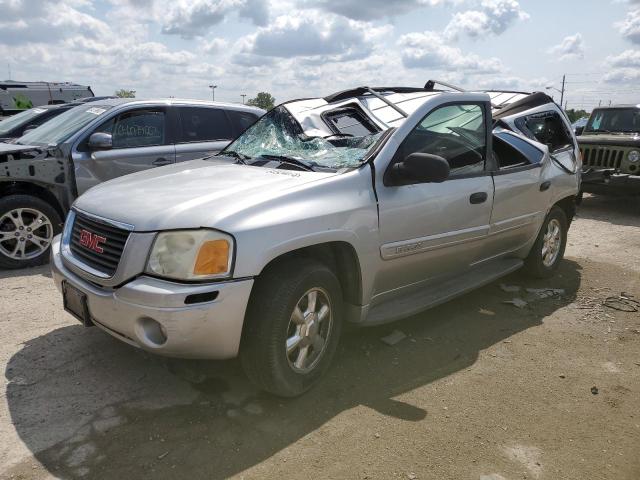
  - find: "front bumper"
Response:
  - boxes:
[581,169,640,195]
[51,235,254,359]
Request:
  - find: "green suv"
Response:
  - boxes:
[578,105,640,195]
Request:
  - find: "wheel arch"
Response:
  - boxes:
[0,181,67,220]
[553,194,577,225]
[256,241,363,307]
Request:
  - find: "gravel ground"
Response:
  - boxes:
[0,193,639,480]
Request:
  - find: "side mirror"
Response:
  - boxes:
[391,153,450,184]
[574,126,584,136]
[88,132,112,150]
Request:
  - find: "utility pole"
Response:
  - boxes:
[598,100,602,107]
[209,84,217,101]
[241,94,246,104]
[560,74,566,108]
[7,63,10,80]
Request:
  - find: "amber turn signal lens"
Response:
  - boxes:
[193,239,230,275]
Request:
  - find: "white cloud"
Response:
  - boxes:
[235,12,390,64]
[603,49,640,84]
[603,68,640,83]
[161,0,269,38]
[444,0,528,40]
[0,0,110,45]
[201,38,229,54]
[307,0,457,21]
[607,48,640,67]
[546,33,585,61]
[616,8,640,44]
[398,30,504,73]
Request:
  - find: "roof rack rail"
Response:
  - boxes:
[424,79,466,92]
[323,86,427,103]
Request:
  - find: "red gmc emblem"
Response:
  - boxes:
[79,229,107,254]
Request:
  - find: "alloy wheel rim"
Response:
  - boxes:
[0,208,53,261]
[285,287,333,373]
[541,218,562,267]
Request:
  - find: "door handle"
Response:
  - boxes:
[469,192,488,204]
[152,157,171,167]
[540,181,551,192]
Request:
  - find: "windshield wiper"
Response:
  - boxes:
[219,150,251,164]
[258,154,317,172]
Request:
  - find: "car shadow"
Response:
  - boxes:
[0,264,52,280]
[577,193,640,227]
[4,261,582,479]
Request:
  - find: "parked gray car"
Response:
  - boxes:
[51,83,581,396]
[0,99,264,268]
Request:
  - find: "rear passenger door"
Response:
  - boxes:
[174,106,235,163]
[484,131,550,261]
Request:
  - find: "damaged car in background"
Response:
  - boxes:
[51,81,581,397]
[577,104,640,195]
[0,99,263,268]
[0,103,78,142]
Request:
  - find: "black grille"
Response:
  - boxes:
[70,213,130,276]
[580,146,624,169]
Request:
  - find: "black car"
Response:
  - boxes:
[0,104,76,142]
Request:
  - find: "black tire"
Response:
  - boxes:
[240,258,343,397]
[0,195,62,269]
[524,206,568,278]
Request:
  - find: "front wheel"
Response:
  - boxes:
[524,206,568,278]
[240,258,343,397]
[0,195,62,269]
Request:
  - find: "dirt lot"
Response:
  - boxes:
[0,194,639,480]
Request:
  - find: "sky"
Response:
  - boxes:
[1,0,639,111]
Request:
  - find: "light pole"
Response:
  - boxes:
[241,94,246,104]
[209,84,217,101]
[545,74,566,107]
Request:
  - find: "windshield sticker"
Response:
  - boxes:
[86,107,106,115]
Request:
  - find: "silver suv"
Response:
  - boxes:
[51,83,581,396]
[0,99,264,269]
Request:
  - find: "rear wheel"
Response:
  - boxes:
[524,206,568,278]
[240,258,343,397]
[0,195,62,269]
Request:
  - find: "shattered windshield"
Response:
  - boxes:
[585,108,640,134]
[223,105,384,170]
[17,104,113,146]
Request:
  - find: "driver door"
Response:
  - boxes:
[373,100,495,304]
[73,107,176,195]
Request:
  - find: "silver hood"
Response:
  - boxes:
[74,157,337,232]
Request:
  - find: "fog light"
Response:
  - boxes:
[137,317,167,347]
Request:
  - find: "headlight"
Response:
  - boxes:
[628,150,639,163]
[146,229,234,281]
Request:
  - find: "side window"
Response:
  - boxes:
[227,110,259,136]
[178,107,232,143]
[398,103,486,178]
[103,110,166,148]
[517,111,572,152]
[493,131,544,170]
